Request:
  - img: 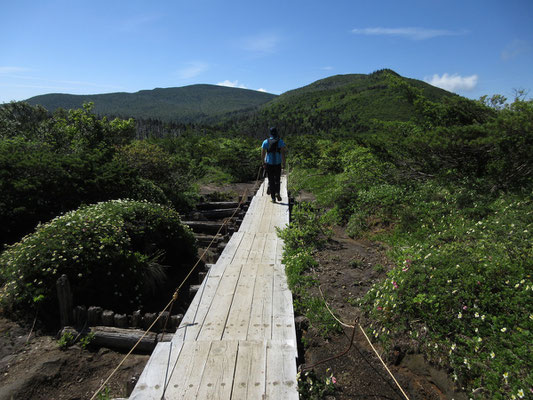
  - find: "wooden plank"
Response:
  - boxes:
[258,200,273,233]
[163,341,212,399]
[129,341,183,399]
[275,237,284,265]
[195,340,239,400]
[272,268,297,348]
[222,262,260,340]
[265,340,299,400]
[247,232,266,264]
[247,263,274,341]
[217,231,244,266]
[232,232,255,263]
[197,263,243,340]
[261,233,278,264]
[172,269,223,344]
[231,340,267,400]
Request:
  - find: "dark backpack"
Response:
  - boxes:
[267,137,281,153]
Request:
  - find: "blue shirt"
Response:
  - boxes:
[262,137,285,165]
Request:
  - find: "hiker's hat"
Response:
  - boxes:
[269,127,278,137]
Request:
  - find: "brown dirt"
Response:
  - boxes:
[0,317,149,400]
[299,225,468,400]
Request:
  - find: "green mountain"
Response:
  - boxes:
[226,69,455,137]
[25,84,277,123]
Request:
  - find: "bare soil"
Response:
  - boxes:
[0,317,149,400]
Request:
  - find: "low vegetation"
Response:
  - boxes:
[286,84,532,398]
[0,200,196,322]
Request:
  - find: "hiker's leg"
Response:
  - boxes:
[265,165,276,200]
[273,164,281,195]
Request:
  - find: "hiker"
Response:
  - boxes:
[261,127,286,202]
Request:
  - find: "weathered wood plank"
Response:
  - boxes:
[232,232,255,263]
[129,341,183,400]
[195,340,239,400]
[247,232,266,263]
[163,341,212,399]
[265,340,299,400]
[231,340,267,400]
[222,262,260,340]
[197,264,243,341]
[272,268,297,348]
[247,263,274,341]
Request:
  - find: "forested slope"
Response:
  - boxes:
[26,84,276,123]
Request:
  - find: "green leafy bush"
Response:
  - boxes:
[0,137,143,247]
[0,200,196,324]
[360,186,532,399]
[278,203,340,337]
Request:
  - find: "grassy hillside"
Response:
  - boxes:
[225,69,455,137]
[26,84,277,123]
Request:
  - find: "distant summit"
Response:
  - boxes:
[25,84,277,123]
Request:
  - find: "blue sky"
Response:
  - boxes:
[1,0,532,103]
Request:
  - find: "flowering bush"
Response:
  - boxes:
[0,200,196,323]
[297,369,336,399]
[361,186,532,399]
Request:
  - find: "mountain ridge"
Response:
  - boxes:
[25,84,277,123]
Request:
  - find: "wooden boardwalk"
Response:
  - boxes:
[130,176,298,399]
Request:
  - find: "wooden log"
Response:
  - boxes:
[114,313,128,328]
[74,305,87,327]
[142,313,157,330]
[102,310,115,326]
[60,326,172,352]
[87,306,103,326]
[194,233,223,247]
[56,274,73,328]
[196,201,239,210]
[130,310,141,328]
[198,208,239,220]
[182,220,228,235]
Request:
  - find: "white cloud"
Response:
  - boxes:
[217,80,248,89]
[425,73,478,92]
[176,62,208,79]
[351,27,466,40]
[501,39,531,60]
[0,66,30,74]
[321,66,334,71]
[257,88,267,92]
[242,33,280,54]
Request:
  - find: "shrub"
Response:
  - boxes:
[0,200,197,324]
[361,190,532,399]
[0,138,141,247]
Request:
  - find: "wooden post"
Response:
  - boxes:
[56,274,73,327]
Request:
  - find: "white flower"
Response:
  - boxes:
[457,312,462,319]
[490,351,495,359]
[517,388,524,398]
[501,327,507,332]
